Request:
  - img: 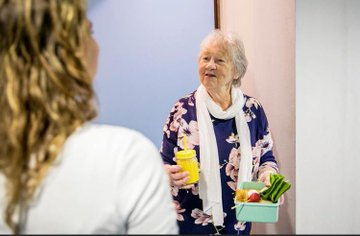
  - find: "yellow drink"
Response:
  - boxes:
[175,149,199,185]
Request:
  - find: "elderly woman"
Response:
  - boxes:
[161,30,279,234]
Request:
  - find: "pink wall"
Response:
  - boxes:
[220,0,295,234]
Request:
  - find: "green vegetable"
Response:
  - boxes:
[272,181,291,203]
[261,174,283,199]
[260,173,291,203]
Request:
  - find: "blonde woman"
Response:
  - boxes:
[0,0,177,234]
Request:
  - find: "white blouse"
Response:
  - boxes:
[0,123,178,234]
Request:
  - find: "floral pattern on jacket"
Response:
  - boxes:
[160,90,278,235]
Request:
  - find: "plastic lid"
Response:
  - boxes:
[175,149,196,159]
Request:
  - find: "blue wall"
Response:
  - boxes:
[87,0,214,146]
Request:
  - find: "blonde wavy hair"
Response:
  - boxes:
[0,0,97,233]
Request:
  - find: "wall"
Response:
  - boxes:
[220,0,295,234]
[87,0,214,146]
[296,0,360,233]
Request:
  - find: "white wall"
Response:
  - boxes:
[220,0,295,234]
[87,0,214,146]
[296,0,360,234]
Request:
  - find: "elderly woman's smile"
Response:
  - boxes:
[205,71,216,78]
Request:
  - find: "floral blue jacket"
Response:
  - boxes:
[160,90,278,235]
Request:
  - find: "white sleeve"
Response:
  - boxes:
[116,132,178,234]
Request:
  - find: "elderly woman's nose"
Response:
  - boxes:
[206,58,216,69]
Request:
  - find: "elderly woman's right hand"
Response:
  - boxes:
[164,164,194,189]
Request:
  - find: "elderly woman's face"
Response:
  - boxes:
[198,41,237,93]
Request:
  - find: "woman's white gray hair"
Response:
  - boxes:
[198,29,248,87]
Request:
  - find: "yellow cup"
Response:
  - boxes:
[175,149,199,185]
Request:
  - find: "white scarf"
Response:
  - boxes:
[195,84,253,226]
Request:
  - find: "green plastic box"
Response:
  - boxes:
[235,181,279,223]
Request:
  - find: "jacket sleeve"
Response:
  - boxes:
[160,102,181,165]
[249,100,279,179]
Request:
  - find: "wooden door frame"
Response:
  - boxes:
[214,0,220,29]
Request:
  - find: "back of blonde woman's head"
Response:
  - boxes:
[0,0,96,232]
[198,30,248,87]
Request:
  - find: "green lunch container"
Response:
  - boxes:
[235,181,279,223]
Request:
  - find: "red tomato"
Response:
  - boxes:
[247,191,261,202]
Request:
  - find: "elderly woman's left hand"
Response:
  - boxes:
[258,170,275,187]
[258,170,286,206]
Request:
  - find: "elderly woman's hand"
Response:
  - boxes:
[258,170,275,187]
[164,164,194,189]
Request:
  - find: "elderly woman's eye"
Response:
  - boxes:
[217,59,225,63]
[202,56,210,61]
